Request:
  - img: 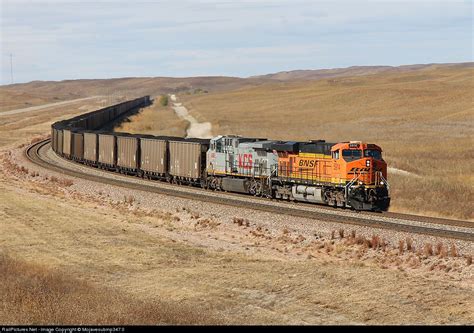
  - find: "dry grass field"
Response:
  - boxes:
[114,101,187,137]
[181,64,474,220]
[1,63,458,113]
[0,253,217,325]
[0,76,249,112]
[0,90,67,112]
[0,171,472,324]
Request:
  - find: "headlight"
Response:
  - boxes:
[380,181,384,185]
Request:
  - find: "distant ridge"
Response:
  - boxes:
[1,62,472,110]
[249,62,474,81]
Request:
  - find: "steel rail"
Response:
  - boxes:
[25,139,474,242]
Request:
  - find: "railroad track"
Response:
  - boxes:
[26,139,474,242]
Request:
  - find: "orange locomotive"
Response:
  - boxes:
[274,140,390,211]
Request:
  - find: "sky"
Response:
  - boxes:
[0,0,472,84]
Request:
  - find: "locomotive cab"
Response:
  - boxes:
[331,142,390,211]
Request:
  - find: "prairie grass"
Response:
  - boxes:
[398,240,405,254]
[450,243,458,257]
[338,228,344,239]
[424,243,434,257]
[0,253,219,325]
[114,101,187,137]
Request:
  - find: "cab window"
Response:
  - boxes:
[332,150,340,160]
[342,149,362,162]
[364,149,382,160]
[216,140,222,153]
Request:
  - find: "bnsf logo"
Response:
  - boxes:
[299,160,316,168]
[238,154,253,169]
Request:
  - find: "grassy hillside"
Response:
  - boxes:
[2,63,469,112]
[181,64,474,220]
[114,101,187,137]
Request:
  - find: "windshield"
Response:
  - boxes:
[364,149,382,160]
[342,149,362,162]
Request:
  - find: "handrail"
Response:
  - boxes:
[378,171,390,191]
[344,172,361,207]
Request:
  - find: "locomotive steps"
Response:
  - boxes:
[170,94,213,138]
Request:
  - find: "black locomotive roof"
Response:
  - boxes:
[267,141,299,152]
[264,139,335,154]
[299,140,335,155]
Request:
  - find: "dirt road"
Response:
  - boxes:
[170,94,212,138]
[0,96,102,117]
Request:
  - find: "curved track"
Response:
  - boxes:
[26,139,474,242]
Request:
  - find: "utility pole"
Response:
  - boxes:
[10,54,14,84]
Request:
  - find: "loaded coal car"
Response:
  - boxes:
[83,131,99,166]
[86,108,108,130]
[51,124,61,154]
[51,121,66,155]
[97,132,117,170]
[51,127,57,153]
[62,128,73,158]
[139,135,184,180]
[168,138,210,185]
[56,125,64,156]
[116,133,140,175]
[69,115,88,130]
[49,96,150,156]
[139,135,167,179]
[70,130,84,162]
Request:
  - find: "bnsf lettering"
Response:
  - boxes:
[238,153,253,169]
[299,159,316,168]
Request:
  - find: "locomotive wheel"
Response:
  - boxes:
[207,177,220,191]
[249,180,262,196]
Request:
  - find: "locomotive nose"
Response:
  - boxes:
[363,157,377,184]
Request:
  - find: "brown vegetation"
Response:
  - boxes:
[371,235,381,249]
[50,175,74,187]
[399,240,405,254]
[450,243,458,257]
[0,165,472,324]
[233,217,250,227]
[114,101,187,137]
[338,228,344,239]
[0,253,218,325]
[424,243,434,257]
